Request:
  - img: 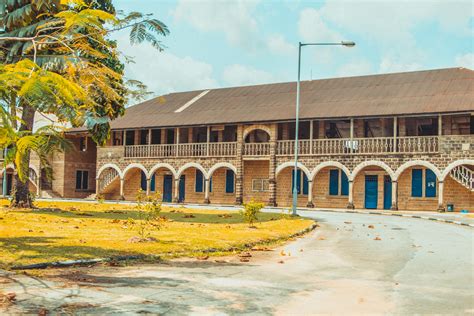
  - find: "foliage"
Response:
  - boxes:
[241,200,265,227]
[0,107,71,182]
[131,189,163,239]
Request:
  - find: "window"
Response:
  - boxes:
[125,130,135,145]
[329,169,348,196]
[252,179,269,192]
[79,137,87,151]
[195,170,204,192]
[291,170,309,195]
[411,168,437,198]
[140,171,155,192]
[225,170,235,193]
[75,170,89,190]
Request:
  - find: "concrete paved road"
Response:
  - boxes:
[1,211,473,315]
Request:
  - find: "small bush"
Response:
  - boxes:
[241,200,264,227]
[132,190,163,239]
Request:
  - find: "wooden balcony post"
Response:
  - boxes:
[309,120,314,155]
[438,114,442,136]
[391,180,398,210]
[206,126,210,156]
[393,117,398,153]
[123,130,127,147]
[176,128,180,157]
[235,125,244,205]
[350,118,354,154]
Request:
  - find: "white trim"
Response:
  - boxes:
[174,90,210,113]
[275,161,311,179]
[149,163,178,180]
[122,163,148,178]
[96,163,123,180]
[394,160,441,181]
[440,159,474,181]
[351,160,395,181]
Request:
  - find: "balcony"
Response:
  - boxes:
[104,135,445,159]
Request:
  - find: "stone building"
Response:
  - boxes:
[2,67,473,211]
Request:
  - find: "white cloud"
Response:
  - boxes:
[173,0,261,51]
[267,34,297,56]
[379,56,423,74]
[337,59,374,77]
[222,64,277,86]
[298,8,342,43]
[455,53,474,69]
[115,33,218,97]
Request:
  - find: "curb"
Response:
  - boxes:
[299,208,474,228]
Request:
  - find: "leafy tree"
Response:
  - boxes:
[0,0,169,207]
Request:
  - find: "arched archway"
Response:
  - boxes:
[440,159,473,212]
[395,160,442,211]
[243,125,272,141]
[275,162,312,207]
[207,162,238,204]
[96,164,122,200]
[440,159,474,181]
[148,163,178,180]
[351,160,395,182]
[97,163,122,180]
[122,163,148,179]
[310,161,351,209]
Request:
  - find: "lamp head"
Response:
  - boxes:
[341,41,356,47]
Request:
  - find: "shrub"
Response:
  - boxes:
[132,189,163,239]
[241,200,264,227]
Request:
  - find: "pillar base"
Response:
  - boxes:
[390,205,398,211]
[235,197,243,205]
[204,198,210,204]
[172,197,179,203]
[437,205,445,212]
[120,196,125,201]
[306,202,314,208]
[347,203,355,209]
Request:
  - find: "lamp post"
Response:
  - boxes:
[292,41,355,216]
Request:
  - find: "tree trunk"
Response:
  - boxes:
[11,103,35,208]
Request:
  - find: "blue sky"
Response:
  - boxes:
[113,0,473,97]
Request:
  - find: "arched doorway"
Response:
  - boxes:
[311,162,351,209]
[208,163,237,205]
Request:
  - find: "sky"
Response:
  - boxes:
[113,0,474,98]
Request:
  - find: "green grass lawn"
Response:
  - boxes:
[0,200,314,269]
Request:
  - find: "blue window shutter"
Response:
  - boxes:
[140,171,147,191]
[150,174,156,192]
[292,169,302,194]
[195,170,203,192]
[411,169,423,197]
[329,170,339,196]
[302,173,309,195]
[226,170,234,193]
[341,171,349,196]
[209,176,213,192]
[425,169,437,197]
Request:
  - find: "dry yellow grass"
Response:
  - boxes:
[0,200,313,269]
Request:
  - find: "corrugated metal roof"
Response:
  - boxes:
[83,67,474,131]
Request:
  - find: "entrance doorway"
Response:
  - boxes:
[365,175,378,209]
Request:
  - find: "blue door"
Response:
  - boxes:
[178,175,185,203]
[383,175,392,210]
[365,175,378,209]
[163,175,173,202]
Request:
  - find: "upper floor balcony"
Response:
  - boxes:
[98,114,472,160]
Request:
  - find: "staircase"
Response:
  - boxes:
[87,168,120,199]
[40,189,61,199]
[450,166,474,192]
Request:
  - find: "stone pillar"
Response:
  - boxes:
[235,125,244,205]
[146,178,151,196]
[119,178,125,200]
[173,178,179,203]
[268,124,277,207]
[204,178,210,204]
[437,181,445,212]
[391,180,398,210]
[95,178,99,195]
[306,180,314,208]
[347,180,355,209]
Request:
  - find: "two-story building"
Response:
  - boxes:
[2,67,473,211]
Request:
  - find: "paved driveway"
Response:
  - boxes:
[1,211,473,315]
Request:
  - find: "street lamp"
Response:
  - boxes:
[292,41,356,216]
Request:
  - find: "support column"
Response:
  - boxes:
[438,114,442,136]
[235,125,244,205]
[119,178,125,200]
[268,124,277,207]
[206,126,210,156]
[306,180,314,208]
[350,118,354,153]
[204,178,210,204]
[438,181,445,212]
[391,180,398,210]
[347,180,355,209]
[309,120,314,154]
[95,178,99,195]
[146,178,151,196]
[173,178,179,203]
[393,117,398,153]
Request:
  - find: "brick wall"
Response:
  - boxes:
[243,160,270,204]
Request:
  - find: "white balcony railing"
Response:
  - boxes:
[119,136,441,158]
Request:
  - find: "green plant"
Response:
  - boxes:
[133,189,162,239]
[96,194,105,204]
[241,200,265,227]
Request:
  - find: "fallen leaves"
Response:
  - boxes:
[197,255,209,260]
[368,225,375,229]
[374,236,382,241]
[0,292,16,307]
